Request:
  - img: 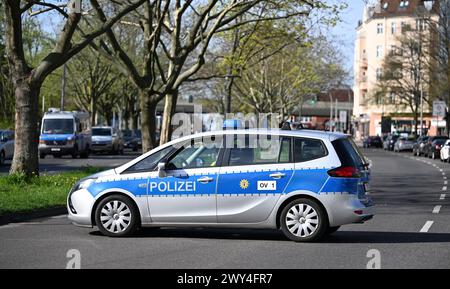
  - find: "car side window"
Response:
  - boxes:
[166,139,220,170]
[294,138,328,162]
[124,145,174,173]
[227,135,291,166]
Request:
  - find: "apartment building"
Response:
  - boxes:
[353,0,440,139]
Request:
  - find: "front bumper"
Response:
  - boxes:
[39,144,76,155]
[91,143,113,151]
[67,188,95,228]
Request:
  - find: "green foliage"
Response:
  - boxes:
[0,168,104,215]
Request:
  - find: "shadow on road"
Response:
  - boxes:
[89,228,450,243]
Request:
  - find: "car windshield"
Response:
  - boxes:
[92,128,112,136]
[42,119,74,134]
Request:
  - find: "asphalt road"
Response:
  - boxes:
[1,148,450,269]
[0,150,140,175]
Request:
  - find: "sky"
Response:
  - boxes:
[328,0,367,83]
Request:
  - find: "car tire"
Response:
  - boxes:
[280,198,327,242]
[95,194,140,237]
[325,226,341,236]
[39,153,46,159]
[0,151,5,165]
[80,146,90,159]
[71,146,78,159]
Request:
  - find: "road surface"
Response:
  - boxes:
[0,149,449,268]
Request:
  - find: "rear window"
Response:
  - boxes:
[294,138,328,162]
[332,138,366,168]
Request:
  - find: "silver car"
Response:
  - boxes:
[393,136,415,152]
[68,129,374,242]
[0,130,14,165]
[91,126,124,154]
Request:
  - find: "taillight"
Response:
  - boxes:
[328,166,361,178]
[436,145,441,149]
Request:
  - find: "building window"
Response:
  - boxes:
[416,19,426,31]
[376,68,383,81]
[401,21,407,33]
[376,45,384,58]
[399,1,410,8]
[391,22,397,34]
[389,92,396,104]
[377,23,384,34]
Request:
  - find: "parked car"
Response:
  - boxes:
[0,130,14,165]
[393,136,416,152]
[383,135,399,151]
[123,129,142,151]
[91,126,124,154]
[363,136,383,148]
[413,136,429,156]
[440,140,450,162]
[423,136,449,159]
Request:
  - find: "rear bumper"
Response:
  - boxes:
[320,193,375,227]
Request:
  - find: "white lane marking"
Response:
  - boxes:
[444,177,448,180]
[440,169,444,172]
[433,205,442,214]
[443,186,447,191]
[420,221,434,233]
[440,194,446,200]
[445,181,448,185]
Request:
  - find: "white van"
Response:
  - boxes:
[39,110,92,159]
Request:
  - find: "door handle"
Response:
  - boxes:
[269,172,286,179]
[198,176,214,184]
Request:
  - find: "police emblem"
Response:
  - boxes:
[239,179,249,190]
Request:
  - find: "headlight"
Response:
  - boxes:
[71,178,96,193]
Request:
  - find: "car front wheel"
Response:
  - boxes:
[95,195,140,237]
[280,198,327,242]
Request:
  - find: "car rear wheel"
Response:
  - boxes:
[280,198,327,242]
[95,195,139,237]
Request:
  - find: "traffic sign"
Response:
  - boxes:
[433,101,447,117]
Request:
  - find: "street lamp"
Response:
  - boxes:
[419,0,435,136]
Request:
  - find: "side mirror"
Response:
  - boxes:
[157,162,166,178]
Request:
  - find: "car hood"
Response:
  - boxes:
[92,135,112,141]
[88,169,117,179]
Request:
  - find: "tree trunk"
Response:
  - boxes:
[139,90,158,152]
[10,78,41,176]
[159,90,178,145]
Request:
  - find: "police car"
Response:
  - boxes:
[68,129,374,242]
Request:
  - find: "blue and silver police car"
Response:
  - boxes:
[68,129,374,242]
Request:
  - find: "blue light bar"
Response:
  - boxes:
[222,119,243,130]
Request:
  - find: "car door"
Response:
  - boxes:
[147,137,223,223]
[216,134,294,223]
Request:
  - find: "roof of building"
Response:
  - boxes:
[316,89,354,103]
[363,0,439,22]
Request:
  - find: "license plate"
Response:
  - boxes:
[51,148,61,152]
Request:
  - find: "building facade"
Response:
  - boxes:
[353,0,440,139]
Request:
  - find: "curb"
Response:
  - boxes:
[0,207,67,226]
